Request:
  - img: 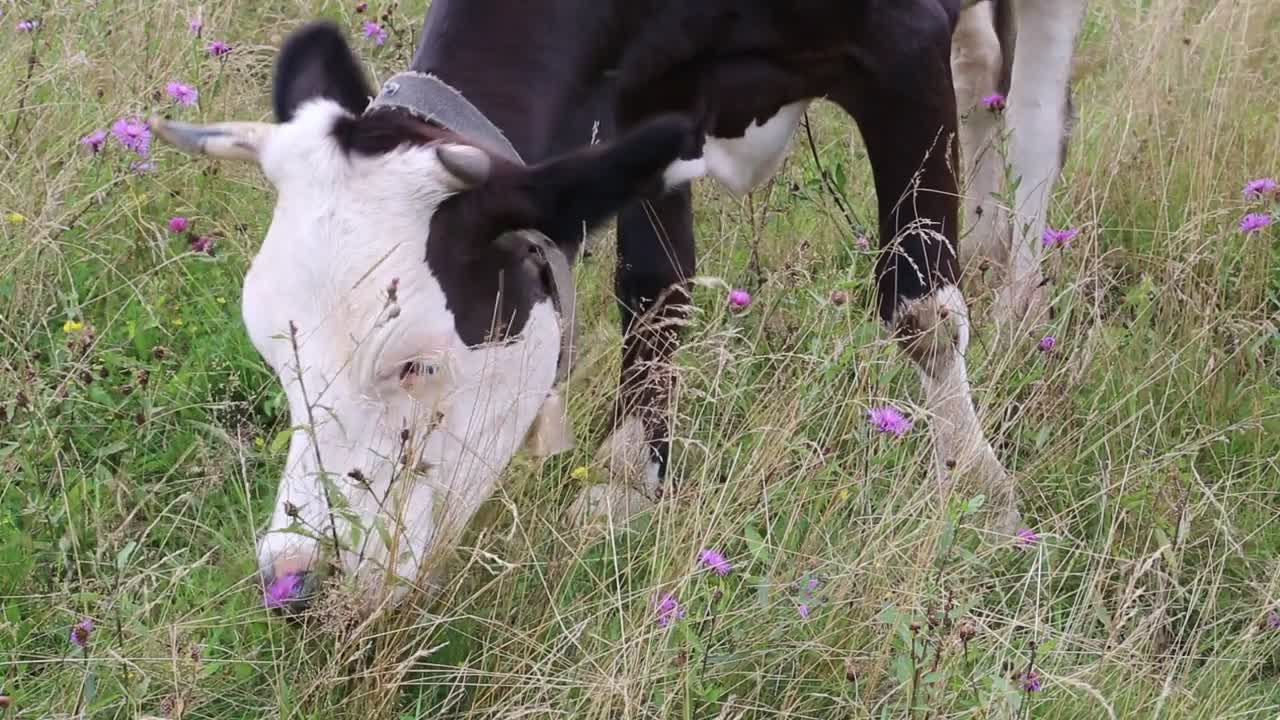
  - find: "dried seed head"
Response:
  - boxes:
[830,290,849,306]
[284,501,301,519]
[957,619,977,642]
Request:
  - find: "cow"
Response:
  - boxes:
[152,0,1084,611]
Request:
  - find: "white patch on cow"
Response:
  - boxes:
[1001,0,1086,328]
[668,101,811,197]
[952,1,1008,272]
[244,99,561,597]
[662,157,709,189]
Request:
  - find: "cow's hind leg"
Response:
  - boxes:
[837,6,1018,529]
[994,0,1086,337]
[952,1,1010,281]
[567,188,695,528]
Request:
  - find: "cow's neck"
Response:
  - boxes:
[409,0,617,163]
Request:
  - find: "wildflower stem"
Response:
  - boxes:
[1020,640,1040,720]
[8,34,39,144]
[287,320,345,564]
[801,112,867,237]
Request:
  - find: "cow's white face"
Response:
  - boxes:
[243,99,562,607]
[151,22,690,610]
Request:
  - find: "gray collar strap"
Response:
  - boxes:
[525,232,578,385]
[367,71,524,164]
[367,72,575,381]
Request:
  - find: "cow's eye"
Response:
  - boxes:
[398,361,435,380]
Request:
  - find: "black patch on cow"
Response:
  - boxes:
[273,21,374,122]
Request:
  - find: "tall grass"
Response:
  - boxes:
[2,0,1278,718]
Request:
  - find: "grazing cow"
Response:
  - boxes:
[153,0,1083,610]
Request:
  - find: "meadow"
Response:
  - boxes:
[2,0,1279,717]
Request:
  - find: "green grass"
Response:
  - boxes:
[3,0,1280,718]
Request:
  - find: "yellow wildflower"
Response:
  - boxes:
[570,466,590,481]
[4,212,25,224]
[215,296,227,305]
[62,320,84,333]
[172,318,185,327]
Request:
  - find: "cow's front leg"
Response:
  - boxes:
[839,5,1019,531]
[567,187,696,528]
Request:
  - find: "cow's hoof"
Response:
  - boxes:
[594,415,663,497]
[986,503,1023,538]
[992,280,1050,342]
[565,483,656,531]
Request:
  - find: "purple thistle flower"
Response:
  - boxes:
[206,40,232,57]
[168,216,189,233]
[263,573,303,609]
[70,618,94,648]
[362,20,387,45]
[698,548,733,576]
[188,16,203,35]
[1038,335,1056,353]
[655,593,684,627]
[1267,610,1280,630]
[1020,670,1042,693]
[1240,212,1273,234]
[807,577,821,593]
[190,234,216,256]
[1243,177,1278,201]
[111,117,151,157]
[798,604,811,619]
[728,288,752,309]
[80,129,108,154]
[166,81,199,106]
[868,405,913,438]
[1015,527,1040,549]
[982,93,1006,112]
[1042,226,1079,248]
[18,19,38,31]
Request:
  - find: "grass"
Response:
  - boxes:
[2,0,1279,718]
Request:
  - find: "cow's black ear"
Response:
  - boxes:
[520,114,694,242]
[273,22,373,122]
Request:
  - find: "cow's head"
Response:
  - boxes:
[153,22,689,611]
